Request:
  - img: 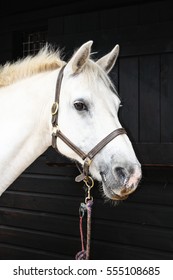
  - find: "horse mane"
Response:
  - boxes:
[0,45,65,88]
[0,44,118,98]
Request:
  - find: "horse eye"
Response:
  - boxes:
[74,101,87,111]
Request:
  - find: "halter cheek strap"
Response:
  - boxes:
[51,65,126,182]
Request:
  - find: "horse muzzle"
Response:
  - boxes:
[100,163,142,201]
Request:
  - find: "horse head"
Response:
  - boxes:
[53,41,142,201]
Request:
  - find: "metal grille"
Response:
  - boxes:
[22,30,47,56]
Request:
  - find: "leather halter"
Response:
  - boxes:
[51,65,126,182]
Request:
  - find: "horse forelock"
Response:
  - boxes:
[81,59,119,98]
[0,45,65,88]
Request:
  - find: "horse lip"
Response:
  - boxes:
[111,194,129,201]
[100,171,132,201]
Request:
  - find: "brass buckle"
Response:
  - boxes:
[51,102,59,116]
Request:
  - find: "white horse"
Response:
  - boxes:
[0,41,141,200]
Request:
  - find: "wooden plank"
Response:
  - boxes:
[128,185,173,208]
[134,143,173,164]
[97,21,173,57]
[45,147,75,164]
[93,200,173,228]
[0,191,80,215]
[0,208,79,236]
[91,239,173,260]
[139,2,159,24]
[119,5,139,27]
[0,33,12,52]
[1,220,173,260]
[0,226,79,258]
[24,156,78,177]
[161,53,173,142]
[5,165,173,206]
[9,174,84,196]
[1,185,173,234]
[2,6,173,56]
[139,55,160,142]
[1,240,172,260]
[99,8,119,30]
[0,243,70,260]
[1,181,173,228]
[48,17,64,38]
[91,221,173,254]
[141,166,173,183]
[159,1,173,22]
[1,1,173,55]
[121,37,173,57]
[64,11,99,34]
[1,206,173,253]
[1,204,173,260]
[119,56,139,141]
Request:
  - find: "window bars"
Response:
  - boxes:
[22,30,47,56]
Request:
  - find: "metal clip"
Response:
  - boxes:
[83,176,94,189]
[79,202,87,218]
[83,176,94,203]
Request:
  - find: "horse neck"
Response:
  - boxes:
[0,70,57,195]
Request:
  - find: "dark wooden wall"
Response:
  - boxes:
[0,0,173,260]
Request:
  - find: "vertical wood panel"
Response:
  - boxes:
[161,53,173,143]
[119,57,139,141]
[139,55,160,142]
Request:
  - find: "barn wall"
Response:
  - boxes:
[0,0,173,260]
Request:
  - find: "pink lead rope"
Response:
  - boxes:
[75,177,94,260]
[75,200,93,260]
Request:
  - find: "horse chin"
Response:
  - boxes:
[100,172,137,201]
[102,182,129,201]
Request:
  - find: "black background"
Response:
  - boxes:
[0,0,173,259]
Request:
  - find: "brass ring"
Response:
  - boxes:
[85,196,93,203]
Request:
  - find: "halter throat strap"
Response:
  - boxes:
[51,65,126,182]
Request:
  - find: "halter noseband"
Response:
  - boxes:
[51,65,126,182]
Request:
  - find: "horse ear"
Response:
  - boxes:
[97,44,119,73]
[66,41,93,74]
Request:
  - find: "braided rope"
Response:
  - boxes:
[75,199,93,260]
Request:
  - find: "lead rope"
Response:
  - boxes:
[75,177,94,260]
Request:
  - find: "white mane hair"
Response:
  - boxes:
[0,45,65,88]
[0,45,117,97]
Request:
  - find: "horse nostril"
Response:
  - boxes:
[114,167,127,181]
